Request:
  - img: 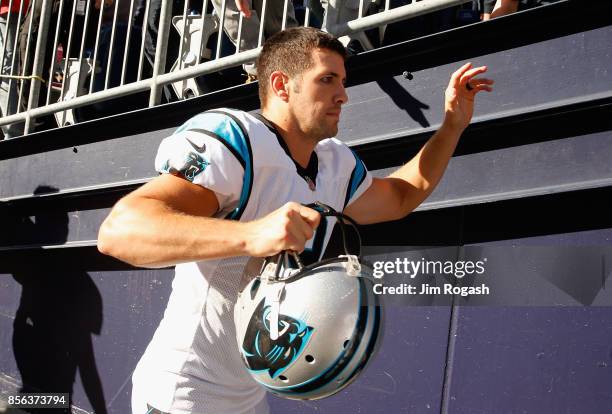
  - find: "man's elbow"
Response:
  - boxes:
[392,179,429,220]
[97,201,136,264]
[97,215,122,259]
[97,219,117,257]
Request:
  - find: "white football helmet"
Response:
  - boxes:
[234,203,383,400]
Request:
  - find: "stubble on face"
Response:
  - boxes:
[287,50,345,143]
[289,89,341,144]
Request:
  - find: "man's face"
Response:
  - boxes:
[287,48,348,142]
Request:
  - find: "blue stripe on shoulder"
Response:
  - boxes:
[175,111,253,220]
[344,150,367,208]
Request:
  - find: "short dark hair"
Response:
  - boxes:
[256,27,347,108]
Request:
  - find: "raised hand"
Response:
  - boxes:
[444,62,494,131]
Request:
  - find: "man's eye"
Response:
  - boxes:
[321,77,332,83]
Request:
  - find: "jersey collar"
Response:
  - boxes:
[253,113,318,190]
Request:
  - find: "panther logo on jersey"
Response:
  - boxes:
[241,298,314,379]
[161,151,210,182]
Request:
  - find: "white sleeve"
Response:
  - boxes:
[154,129,244,213]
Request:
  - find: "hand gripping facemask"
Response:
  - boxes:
[234,202,383,400]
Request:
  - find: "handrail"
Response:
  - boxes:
[0,0,475,133]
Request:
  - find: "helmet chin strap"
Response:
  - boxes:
[290,251,304,270]
[237,202,383,400]
[263,202,363,340]
[304,202,362,258]
[264,252,300,340]
[269,282,286,341]
[340,254,362,277]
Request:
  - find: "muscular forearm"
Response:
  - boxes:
[389,120,463,213]
[98,193,321,268]
[97,196,251,268]
[345,63,490,225]
[345,119,464,225]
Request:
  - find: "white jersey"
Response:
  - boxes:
[131,109,372,414]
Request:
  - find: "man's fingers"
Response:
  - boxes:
[275,203,320,252]
[450,62,473,86]
[465,78,494,93]
[473,78,494,85]
[288,210,315,243]
[474,84,493,93]
[297,206,321,229]
[466,78,494,88]
[297,214,316,240]
[460,66,488,85]
[285,223,307,252]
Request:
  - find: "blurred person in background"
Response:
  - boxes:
[226,0,299,81]
[480,0,496,20]
[91,0,147,115]
[0,0,28,139]
[489,0,559,19]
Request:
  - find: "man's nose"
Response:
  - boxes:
[336,84,348,105]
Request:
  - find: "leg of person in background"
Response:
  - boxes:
[143,0,177,102]
[319,0,376,52]
[302,0,324,28]
[490,0,518,19]
[320,0,361,34]
[480,0,493,19]
[143,0,161,71]
[256,0,298,39]
[0,13,25,139]
[211,0,297,80]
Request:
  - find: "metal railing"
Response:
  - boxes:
[0,0,472,136]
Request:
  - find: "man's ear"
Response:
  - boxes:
[270,71,290,102]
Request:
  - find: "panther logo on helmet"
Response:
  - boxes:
[241,298,314,379]
[234,203,383,401]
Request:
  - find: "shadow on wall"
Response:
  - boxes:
[376,77,430,128]
[10,186,107,414]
